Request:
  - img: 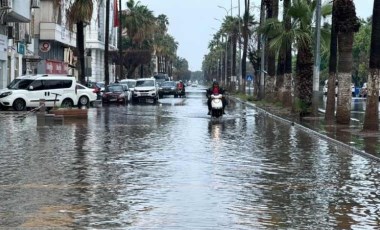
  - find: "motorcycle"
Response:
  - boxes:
[210,93,224,118]
[175,83,186,98]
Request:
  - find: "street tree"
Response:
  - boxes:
[335,0,360,124]
[363,0,380,131]
[67,0,94,85]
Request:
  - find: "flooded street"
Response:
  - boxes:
[1,87,380,229]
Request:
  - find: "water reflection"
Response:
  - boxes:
[0,89,380,228]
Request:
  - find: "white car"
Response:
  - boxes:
[76,83,98,107]
[132,78,159,103]
[0,74,77,111]
[120,79,137,92]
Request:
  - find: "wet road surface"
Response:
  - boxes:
[0,87,379,229]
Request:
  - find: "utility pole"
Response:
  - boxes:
[105,0,110,85]
[259,0,266,99]
[118,0,123,80]
[238,0,242,92]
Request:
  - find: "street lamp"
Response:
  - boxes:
[217,4,237,89]
[217,5,238,17]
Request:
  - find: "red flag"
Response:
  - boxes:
[113,0,120,27]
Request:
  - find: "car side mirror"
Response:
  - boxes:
[28,86,34,90]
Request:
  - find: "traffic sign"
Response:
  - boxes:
[246,74,253,81]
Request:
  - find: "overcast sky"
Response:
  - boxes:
[123,0,374,71]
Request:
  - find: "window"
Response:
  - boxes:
[43,80,73,89]
[29,80,43,90]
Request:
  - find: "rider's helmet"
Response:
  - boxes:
[213,81,219,87]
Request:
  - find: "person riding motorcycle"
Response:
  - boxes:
[207,81,226,115]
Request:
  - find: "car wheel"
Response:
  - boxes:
[78,96,89,107]
[12,98,26,111]
[61,99,74,108]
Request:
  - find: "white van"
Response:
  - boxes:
[0,74,78,111]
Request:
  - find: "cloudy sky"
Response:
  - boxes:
[123,0,374,71]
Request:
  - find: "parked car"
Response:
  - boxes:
[132,78,159,103]
[110,82,132,102]
[87,81,105,100]
[359,82,367,97]
[153,73,170,86]
[119,79,136,92]
[102,84,129,104]
[158,81,177,98]
[76,83,98,107]
[0,74,77,111]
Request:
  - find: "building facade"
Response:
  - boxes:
[0,0,119,89]
[85,0,118,83]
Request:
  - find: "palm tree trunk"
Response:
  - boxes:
[76,21,86,85]
[295,43,313,116]
[242,0,250,94]
[335,0,360,124]
[282,0,292,107]
[264,0,278,102]
[336,32,354,124]
[325,0,338,123]
[363,0,380,131]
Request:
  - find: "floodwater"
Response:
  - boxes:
[0,87,379,229]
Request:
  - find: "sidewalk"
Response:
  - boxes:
[237,98,380,162]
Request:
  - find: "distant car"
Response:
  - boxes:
[351,83,356,97]
[132,78,159,103]
[110,82,132,102]
[119,79,137,92]
[76,83,98,107]
[359,82,367,97]
[158,81,177,98]
[154,73,170,86]
[102,84,128,104]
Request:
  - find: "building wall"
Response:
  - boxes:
[85,0,118,83]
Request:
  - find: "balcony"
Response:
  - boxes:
[39,22,76,47]
[1,0,31,23]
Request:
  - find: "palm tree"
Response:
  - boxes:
[221,16,240,90]
[67,0,94,85]
[260,0,331,114]
[335,0,360,124]
[363,0,380,131]
[325,0,338,122]
[124,0,156,77]
[154,14,169,73]
[276,0,292,107]
[241,0,255,94]
[264,0,279,102]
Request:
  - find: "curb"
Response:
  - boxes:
[234,97,380,162]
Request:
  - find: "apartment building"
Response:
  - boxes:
[0,0,118,89]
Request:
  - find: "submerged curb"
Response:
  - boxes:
[234,97,380,162]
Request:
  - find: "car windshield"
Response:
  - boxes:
[7,79,34,89]
[107,85,124,92]
[126,81,136,88]
[161,81,175,87]
[96,82,105,88]
[136,80,154,87]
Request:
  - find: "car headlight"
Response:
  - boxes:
[0,91,12,98]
